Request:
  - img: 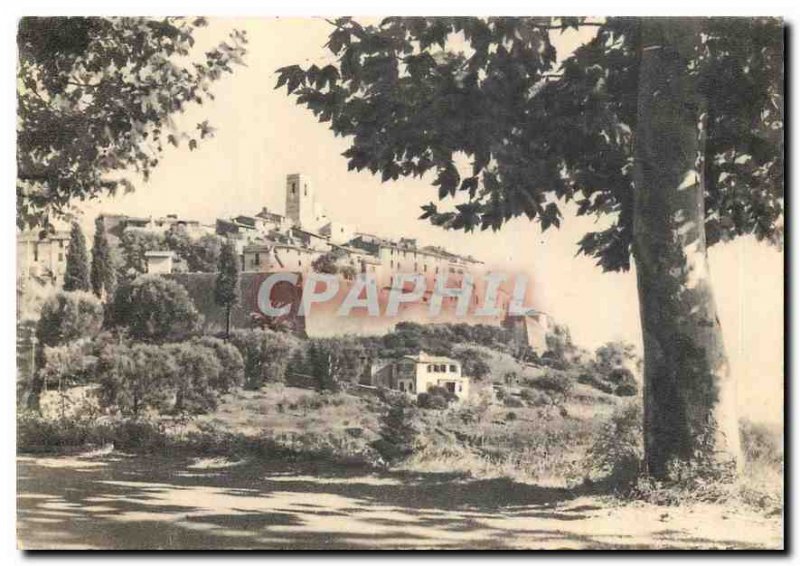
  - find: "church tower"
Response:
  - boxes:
[285,173,315,228]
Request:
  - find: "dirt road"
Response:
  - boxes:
[17,454,782,550]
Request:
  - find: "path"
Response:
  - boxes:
[17,454,782,550]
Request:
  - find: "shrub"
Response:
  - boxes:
[740,419,783,468]
[505,411,518,422]
[40,340,97,390]
[17,411,170,452]
[36,291,104,350]
[108,275,201,342]
[372,396,418,465]
[229,328,299,388]
[528,371,574,403]
[168,343,222,413]
[594,341,640,375]
[417,392,448,410]
[454,347,490,380]
[587,400,643,486]
[194,336,245,392]
[520,387,552,406]
[608,368,638,396]
[96,342,178,416]
[577,372,614,394]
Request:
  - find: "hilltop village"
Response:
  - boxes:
[17,173,550,351]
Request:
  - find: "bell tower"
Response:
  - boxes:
[285,173,314,228]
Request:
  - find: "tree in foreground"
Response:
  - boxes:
[108,275,201,342]
[63,222,90,292]
[277,17,783,477]
[214,239,240,338]
[17,17,247,228]
[90,216,115,298]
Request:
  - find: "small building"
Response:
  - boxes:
[16,228,71,286]
[369,351,471,401]
[320,220,355,245]
[242,242,322,272]
[145,250,176,274]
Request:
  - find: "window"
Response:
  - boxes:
[423,264,427,272]
[427,364,433,372]
[58,253,64,262]
[58,240,64,249]
[291,182,296,194]
[449,364,457,372]
[390,260,394,268]
[33,244,39,262]
[254,253,261,265]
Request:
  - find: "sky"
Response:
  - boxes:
[77,18,784,423]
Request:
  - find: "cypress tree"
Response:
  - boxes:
[214,239,240,338]
[90,216,115,298]
[63,222,90,292]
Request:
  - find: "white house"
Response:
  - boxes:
[370,351,471,401]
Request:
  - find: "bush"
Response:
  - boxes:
[304,337,368,389]
[229,328,299,388]
[454,347,490,380]
[520,387,553,406]
[194,336,245,392]
[36,291,104,350]
[96,342,178,416]
[168,343,222,414]
[528,371,574,403]
[586,400,643,486]
[577,369,638,397]
[417,392,448,410]
[108,275,201,342]
[17,410,172,453]
[740,419,783,468]
[40,340,97,390]
[608,368,638,396]
[505,411,518,422]
[372,396,418,465]
[577,372,614,394]
[594,341,640,375]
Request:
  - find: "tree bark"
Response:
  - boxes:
[632,18,741,478]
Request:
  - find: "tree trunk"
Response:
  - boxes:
[632,18,741,478]
[225,305,232,339]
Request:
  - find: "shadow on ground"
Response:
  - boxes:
[17,453,779,550]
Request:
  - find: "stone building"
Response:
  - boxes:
[16,228,71,287]
[369,351,471,400]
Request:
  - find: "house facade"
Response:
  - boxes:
[369,351,471,401]
[16,228,71,287]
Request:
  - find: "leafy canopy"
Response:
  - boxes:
[17,17,247,229]
[277,17,783,272]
